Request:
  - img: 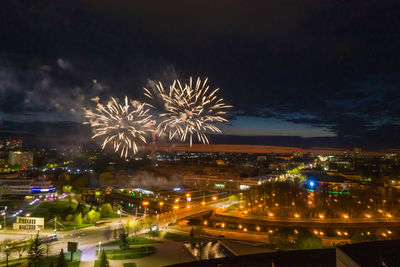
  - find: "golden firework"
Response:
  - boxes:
[84,96,153,157]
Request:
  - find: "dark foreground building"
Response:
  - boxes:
[169,239,400,267]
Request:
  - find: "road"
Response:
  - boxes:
[211,211,400,229]
[0,197,232,266]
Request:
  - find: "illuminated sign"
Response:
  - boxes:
[31,187,56,193]
[215,184,225,188]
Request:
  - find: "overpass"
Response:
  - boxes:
[209,212,400,230]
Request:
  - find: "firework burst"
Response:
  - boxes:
[145,77,231,146]
[84,96,153,158]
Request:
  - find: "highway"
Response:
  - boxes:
[210,211,400,229]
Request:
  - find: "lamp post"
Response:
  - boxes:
[159,202,164,213]
[143,201,149,217]
[173,206,179,222]
[1,212,5,230]
[186,193,191,208]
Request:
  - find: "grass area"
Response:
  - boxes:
[41,250,82,267]
[0,257,28,267]
[164,232,192,242]
[62,223,93,231]
[97,247,156,260]
[28,200,85,220]
[102,236,156,247]
[4,251,82,267]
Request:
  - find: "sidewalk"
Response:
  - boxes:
[79,246,97,267]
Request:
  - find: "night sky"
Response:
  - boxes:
[1,0,399,150]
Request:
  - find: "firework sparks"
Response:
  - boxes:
[145,77,231,146]
[84,96,153,158]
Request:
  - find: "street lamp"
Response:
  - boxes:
[173,206,179,222]
[1,212,6,230]
[159,202,164,213]
[143,201,149,217]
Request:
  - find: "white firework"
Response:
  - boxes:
[84,96,153,158]
[145,77,231,146]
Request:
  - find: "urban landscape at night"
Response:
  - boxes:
[1,1,400,267]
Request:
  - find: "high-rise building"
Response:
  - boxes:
[8,151,33,168]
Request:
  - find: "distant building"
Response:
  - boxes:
[293,150,304,158]
[0,177,56,198]
[0,180,32,196]
[13,216,44,231]
[183,174,266,190]
[69,144,82,159]
[385,153,398,160]
[8,151,33,168]
[5,139,22,150]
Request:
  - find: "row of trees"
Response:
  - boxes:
[0,234,69,267]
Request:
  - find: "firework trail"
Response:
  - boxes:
[84,96,153,158]
[145,77,231,146]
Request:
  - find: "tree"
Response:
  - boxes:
[28,234,44,267]
[75,202,85,214]
[144,216,156,231]
[147,230,161,239]
[124,220,134,236]
[56,249,67,267]
[113,228,120,240]
[44,242,53,257]
[119,229,129,250]
[132,220,142,236]
[103,226,112,242]
[85,210,100,224]
[112,204,122,213]
[74,213,82,226]
[15,243,27,259]
[100,203,113,215]
[1,239,13,267]
[99,250,109,267]
[62,185,72,194]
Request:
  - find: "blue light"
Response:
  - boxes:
[308,180,316,188]
[31,187,57,193]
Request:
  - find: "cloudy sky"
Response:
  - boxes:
[0,0,399,149]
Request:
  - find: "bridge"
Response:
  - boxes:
[209,212,400,230]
